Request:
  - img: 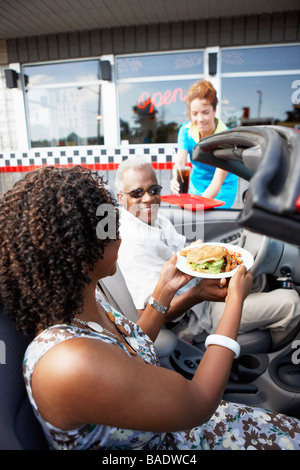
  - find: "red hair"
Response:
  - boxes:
[186,80,218,115]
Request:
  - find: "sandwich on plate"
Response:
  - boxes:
[180,244,243,274]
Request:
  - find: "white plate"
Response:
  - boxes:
[176,242,254,279]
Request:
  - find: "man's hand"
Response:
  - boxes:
[192,277,228,303]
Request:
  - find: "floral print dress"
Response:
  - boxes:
[23,294,300,450]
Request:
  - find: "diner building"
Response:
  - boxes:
[1,0,300,203]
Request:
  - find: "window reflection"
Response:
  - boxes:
[27,85,103,147]
[222,45,300,73]
[23,60,103,148]
[24,60,100,85]
[116,51,204,144]
[117,52,204,79]
[22,46,300,148]
[118,79,197,144]
[221,75,300,129]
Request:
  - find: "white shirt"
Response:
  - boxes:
[118,208,186,309]
[118,208,211,336]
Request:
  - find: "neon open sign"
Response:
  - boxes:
[137,87,187,114]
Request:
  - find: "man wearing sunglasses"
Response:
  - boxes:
[115,156,227,339]
[115,157,300,347]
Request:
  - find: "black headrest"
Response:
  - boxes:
[0,308,48,449]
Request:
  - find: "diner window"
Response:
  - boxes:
[221,45,300,129]
[116,51,204,144]
[23,60,104,147]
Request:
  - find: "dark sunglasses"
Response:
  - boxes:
[121,184,162,199]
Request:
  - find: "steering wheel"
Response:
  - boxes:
[240,230,271,278]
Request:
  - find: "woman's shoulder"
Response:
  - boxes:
[23,324,99,374]
[178,121,191,132]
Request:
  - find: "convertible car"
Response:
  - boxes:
[0,125,299,449]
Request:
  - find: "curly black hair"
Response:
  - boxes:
[0,165,119,334]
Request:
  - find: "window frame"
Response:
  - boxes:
[22,55,118,148]
[19,43,300,149]
[220,43,300,127]
[115,49,205,145]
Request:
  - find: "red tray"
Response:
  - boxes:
[161,194,225,210]
[296,195,300,213]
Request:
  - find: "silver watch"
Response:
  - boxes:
[148,296,169,315]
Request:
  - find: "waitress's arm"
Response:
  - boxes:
[201,168,228,200]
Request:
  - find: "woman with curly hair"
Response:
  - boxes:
[0,165,299,450]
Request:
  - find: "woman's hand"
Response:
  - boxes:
[207,266,253,348]
[170,177,180,194]
[158,253,194,295]
[139,254,194,341]
[226,265,253,304]
[171,150,189,194]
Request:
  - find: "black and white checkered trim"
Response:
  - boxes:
[0,145,177,171]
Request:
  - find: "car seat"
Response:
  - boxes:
[0,306,48,450]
